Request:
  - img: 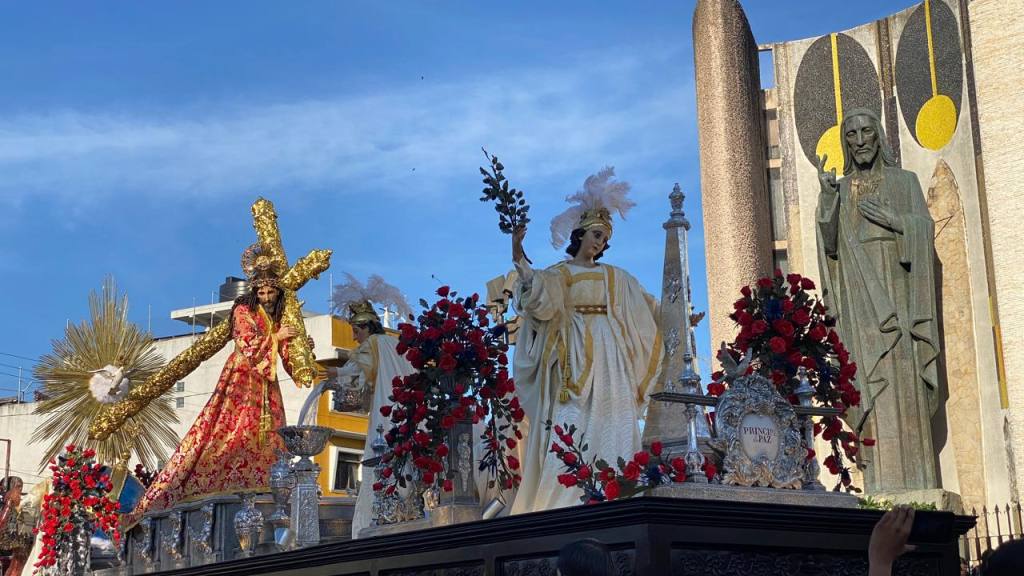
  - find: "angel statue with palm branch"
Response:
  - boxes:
[125,245,307,524]
[328,273,416,538]
[508,168,662,514]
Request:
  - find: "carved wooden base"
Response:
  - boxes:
[137,496,973,576]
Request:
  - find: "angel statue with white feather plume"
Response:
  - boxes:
[509,167,662,514]
[328,273,416,538]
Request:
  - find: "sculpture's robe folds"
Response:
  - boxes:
[336,333,415,538]
[128,304,289,523]
[816,167,941,491]
[510,260,661,513]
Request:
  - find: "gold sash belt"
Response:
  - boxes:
[574,305,607,315]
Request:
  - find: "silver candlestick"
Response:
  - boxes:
[680,353,708,483]
[795,367,825,490]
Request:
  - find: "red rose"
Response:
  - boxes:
[558,473,578,487]
[772,319,795,338]
[422,472,435,484]
[562,452,578,466]
[379,405,392,417]
[623,461,642,481]
[633,451,650,466]
[769,336,788,354]
[702,461,718,481]
[577,465,592,480]
[733,298,748,311]
[604,480,621,500]
[550,442,564,454]
[782,299,795,312]
[507,456,520,470]
[707,382,726,397]
[736,311,753,327]
[839,363,857,380]
[750,319,769,336]
[439,353,457,372]
[436,444,449,457]
[443,479,454,492]
[808,323,827,342]
[756,277,773,289]
[801,356,817,370]
[862,437,877,447]
[827,330,839,345]
[792,308,811,326]
[786,273,802,285]
[740,286,752,297]
[800,278,816,290]
[506,437,517,450]
[437,286,450,297]
[651,441,663,457]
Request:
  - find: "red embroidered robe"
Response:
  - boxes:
[128,303,288,522]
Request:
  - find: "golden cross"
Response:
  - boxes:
[89,198,331,441]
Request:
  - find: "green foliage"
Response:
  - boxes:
[857,496,938,511]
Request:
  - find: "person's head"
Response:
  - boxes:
[256,284,281,309]
[565,226,610,262]
[348,300,383,343]
[980,539,1024,575]
[352,320,385,344]
[557,538,614,576]
[841,108,896,175]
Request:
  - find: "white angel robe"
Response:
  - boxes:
[510,259,662,514]
[336,333,415,538]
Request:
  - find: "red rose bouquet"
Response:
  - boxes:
[33,444,121,572]
[547,422,716,503]
[714,269,872,491]
[375,286,525,496]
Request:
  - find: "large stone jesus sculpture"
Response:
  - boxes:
[815,108,941,492]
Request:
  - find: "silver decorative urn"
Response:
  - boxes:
[277,425,333,548]
[233,492,264,559]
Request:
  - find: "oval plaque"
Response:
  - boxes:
[739,413,780,461]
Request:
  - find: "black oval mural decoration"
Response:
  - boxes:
[794,32,882,174]
[895,0,963,151]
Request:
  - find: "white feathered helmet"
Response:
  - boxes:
[549,167,635,250]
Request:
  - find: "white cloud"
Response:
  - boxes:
[0,44,693,207]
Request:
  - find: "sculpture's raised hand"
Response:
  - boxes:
[512,225,527,264]
[816,154,839,195]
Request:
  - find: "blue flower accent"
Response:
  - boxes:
[763,298,783,321]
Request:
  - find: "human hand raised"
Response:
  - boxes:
[512,225,528,264]
[868,506,916,575]
[817,154,839,195]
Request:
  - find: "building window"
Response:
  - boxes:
[768,168,787,241]
[175,397,185,409]
[175,381,185,393]
[773,249,790,276]
[333,450,362,493]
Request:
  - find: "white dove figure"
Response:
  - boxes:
[88,364,132,404]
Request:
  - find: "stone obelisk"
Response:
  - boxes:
[643,184,708,450]
[693,0,774,353]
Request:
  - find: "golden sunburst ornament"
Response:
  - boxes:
[32,277,179,473]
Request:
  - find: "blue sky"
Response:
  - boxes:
[0,0,917,396]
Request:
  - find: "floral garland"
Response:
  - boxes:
[713,269,873,491]
[547,422,717,503]
[374,286,525,496]
[34,445,121,573]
